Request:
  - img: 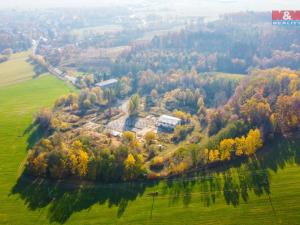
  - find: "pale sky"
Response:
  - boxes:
[0,0,299,12]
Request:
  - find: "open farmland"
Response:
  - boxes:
[0,51,36,87]
[0,75,74,224]
[1,3,300,225]
[0,75,300,224]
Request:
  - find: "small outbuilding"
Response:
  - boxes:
[157,115,181,130]
[110,130,122,137]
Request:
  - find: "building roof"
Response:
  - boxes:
[110,130,122,137]
[158,115,181,126]
[95,79,118,88]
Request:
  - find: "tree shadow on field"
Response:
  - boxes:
[22,122,48,150]
[11,137,300,224]
[11,176,159,224]
[159,160,271,209]
[160,137,300,208]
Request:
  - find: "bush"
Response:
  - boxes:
[150,156,164,170]
[0,56,8,64]
[35,108,53,130]
[2,48,13,56]
[172,125,194,143]
[147,144,161,159]
[207,109,227,136]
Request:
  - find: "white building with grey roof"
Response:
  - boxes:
[157,115,181,130]
[95,79,118,89]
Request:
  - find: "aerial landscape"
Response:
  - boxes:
[0,0,300,224]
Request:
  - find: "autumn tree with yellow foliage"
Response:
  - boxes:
[220,138,235,160]
[245,129,263,155]
[123,131,140,150]
[144,131,157,145]
[124,153,145,180]
[205,129,263,164]
[123,131,135,143]
[68,140,89,177]
[208,149,220,162]
[235,136,247,156]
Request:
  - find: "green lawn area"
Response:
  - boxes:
[0,51,36,87]
[0,72,300,224]
[203,72,246,80]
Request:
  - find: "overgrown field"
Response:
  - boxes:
[0,72,300,224]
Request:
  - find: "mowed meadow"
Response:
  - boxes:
[1,53,300,225]
[0,52,37,87]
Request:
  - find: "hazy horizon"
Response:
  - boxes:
[1,0,299,13]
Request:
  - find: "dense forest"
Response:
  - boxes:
[111,13,300,75]
[25,68,300,181]
[37,12,300,76]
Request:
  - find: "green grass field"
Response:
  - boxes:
[204,72,246,80]
[0,67,300,224]
[0,75,74,224]
[0,51,36,87]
